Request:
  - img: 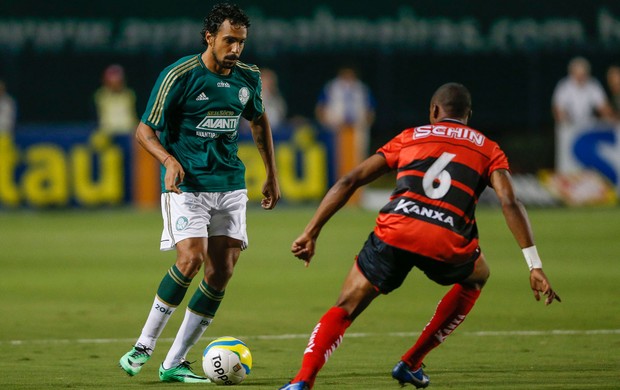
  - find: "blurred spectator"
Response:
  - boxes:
[551,57,615,126]
[94,64,138,135]
[0,80,17,136]
[260,68,287,132]
[316,66,376,179]
[606,64,620,115]
[552,57,617,174]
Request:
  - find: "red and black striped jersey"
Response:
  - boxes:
[374,120,510,264]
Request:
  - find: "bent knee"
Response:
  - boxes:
[204,264,234,281]
[464,268,490,290]
[175,252,206,278]
[203,263,235,290]
[462,259,490,290]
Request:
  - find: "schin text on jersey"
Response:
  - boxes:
[413,125,485,146]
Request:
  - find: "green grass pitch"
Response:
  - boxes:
[0,205,619,389]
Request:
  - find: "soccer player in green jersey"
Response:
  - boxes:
[119,3,280,383]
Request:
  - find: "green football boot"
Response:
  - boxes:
[159,361,211,383]
[119,344,152,376]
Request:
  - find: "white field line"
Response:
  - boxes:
[3,329,620,346]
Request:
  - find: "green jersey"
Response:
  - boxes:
[142,54,264,192]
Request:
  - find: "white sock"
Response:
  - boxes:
[135,296,176,351]
[162,309,212,369]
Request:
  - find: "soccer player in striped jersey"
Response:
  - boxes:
[280,83,560,390]
[118,3,280,383]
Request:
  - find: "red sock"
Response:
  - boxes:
[292,306,352,387]
[402,284,481,369]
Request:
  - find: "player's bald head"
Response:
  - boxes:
[431,83,472,119]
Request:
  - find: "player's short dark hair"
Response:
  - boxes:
[201,3,251,47]
[432,82,472,118]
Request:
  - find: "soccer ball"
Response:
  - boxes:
[202,337,252,385]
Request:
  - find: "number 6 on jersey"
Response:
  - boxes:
[422,152,456,199]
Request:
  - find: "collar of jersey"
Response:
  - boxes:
[438,118,466,125]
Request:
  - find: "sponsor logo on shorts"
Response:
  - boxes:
[175,216,189,231]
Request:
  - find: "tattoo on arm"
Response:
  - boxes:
[254,133,265,151]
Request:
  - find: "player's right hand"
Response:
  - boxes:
[291,232,316,267]
[260,176,281,210]
[529,268,561,305]
[164,157,185,194]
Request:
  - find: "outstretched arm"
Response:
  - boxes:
[490,169,561,305]
[249,113,280,210]
[135,122,184,194]
[292,153,391,266]
[596,100,618,123]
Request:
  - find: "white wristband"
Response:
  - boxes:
[522,246,543,271]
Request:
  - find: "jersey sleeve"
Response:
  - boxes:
[241,72,264,121]
[487,143,510,178]
[377,130,406,169]
[141,66,185,130]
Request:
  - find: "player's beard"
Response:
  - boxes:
[212,50,238,69]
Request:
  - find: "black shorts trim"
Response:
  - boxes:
[356,232,479,294]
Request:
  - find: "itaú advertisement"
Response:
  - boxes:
[239,124,334,203]
[0,124,334,208]
[555,122,620,195]
[0,129,132,207]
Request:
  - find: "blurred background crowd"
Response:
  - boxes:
[1,0,619,208]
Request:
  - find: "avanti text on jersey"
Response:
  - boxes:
[196,115,240,132]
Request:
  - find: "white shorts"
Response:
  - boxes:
[160,190,248,251]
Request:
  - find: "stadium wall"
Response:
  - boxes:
[0,124,335,208]
[2,1,620,208]
[2,1,620,137]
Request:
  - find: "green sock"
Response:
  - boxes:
[188,280,225,317]
[156,265,192,306]
[136,266,193,350]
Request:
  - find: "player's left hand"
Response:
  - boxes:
[291,232,316,267]
[261,177,280,210]
[529,268,561,305]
